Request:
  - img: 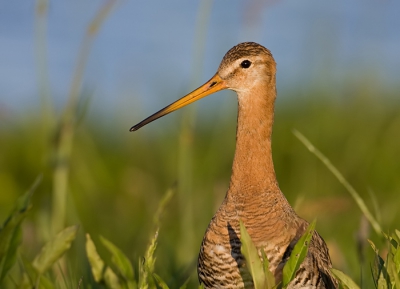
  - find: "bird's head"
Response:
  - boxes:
[130,42,276,132]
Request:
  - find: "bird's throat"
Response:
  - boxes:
[228,86,278,198]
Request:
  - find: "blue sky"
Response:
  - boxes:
[0,0,399,118]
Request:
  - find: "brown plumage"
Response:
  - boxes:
[130,42,338,289]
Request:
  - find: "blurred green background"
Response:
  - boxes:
[1,0,400,288]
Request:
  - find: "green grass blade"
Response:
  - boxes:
[0,220,23,284]
[392,232,400,246]
[293,130,382,235]
[104,266,123,289]
[85,233,105,282]
[392,231,400,264]
[393,246,400,274]
[261,248,276,289]
[18,256,55,289]
[239,220,266,289]
[367,188,382,226]
[369,239,382,286]
[370,263,378,289]
[144,229,159,273]
[368,239,379,255]
[152,273,170,289]
[372,243,388,288]
[377,277,388,289]
[370,242,390,289]
[282,220,316,288]
[153,187,174,228]
[100,235,135,281]
[50,0,118,236]
[386,252,400,289]
[138,257,146,289]
[385,232,400,284]
[137,186,174,289]
[395,230,400,243]
[32,225,78,274]
[0,176,41,283]
[178,277,190,289]
[139,229,159,289]
[331,268,361,289]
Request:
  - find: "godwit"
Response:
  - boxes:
[130,42,337,289]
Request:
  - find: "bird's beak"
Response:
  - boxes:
[130,74,227,131]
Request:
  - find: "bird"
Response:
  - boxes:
[130,42,338,289]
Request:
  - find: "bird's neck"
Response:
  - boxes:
[228,83,280,198]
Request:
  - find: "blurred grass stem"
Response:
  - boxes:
[293,129,382,235]
[51,0,118,236]
[177,0,213,264]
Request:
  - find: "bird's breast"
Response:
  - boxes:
[197,198,298,289]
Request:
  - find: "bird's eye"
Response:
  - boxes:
[240,60,251,69]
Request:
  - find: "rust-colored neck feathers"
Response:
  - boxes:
[216,43,281,198]
[229,74,278,196]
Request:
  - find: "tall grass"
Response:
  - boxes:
[1,1,400,288]
[49,0,118,237]
[175,0,213,266]
[2,89,400,288]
